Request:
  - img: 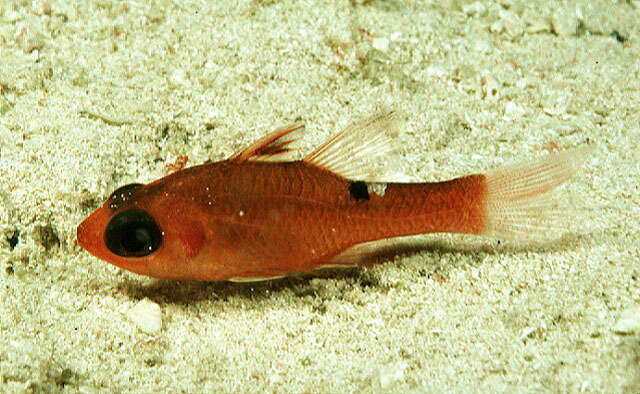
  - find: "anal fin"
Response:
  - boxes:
[228,275,286,283]
[326,238,401,266]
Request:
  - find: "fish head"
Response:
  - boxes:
[77,182,205,280]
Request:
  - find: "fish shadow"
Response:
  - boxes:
[118,229,599,306]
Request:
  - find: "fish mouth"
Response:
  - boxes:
[76,208,107,255]
[76,217,90,250]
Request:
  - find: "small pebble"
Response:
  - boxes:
[17,24,45,53]
[5,11,20,23]
[526,20,551,34]
[426,65,446,78]
[504,101,525,118]
[372,37,389,52]
[613,305,640,334]
[325,23,352,51]
[542,104,566,117]
[551,9,580,37]
[40,1,52,15]
[489,19,505,34]
[377,362,407,389]
[168,69,190,89]
[462,2,487,17]
[500,10,524,39]
[474,39,492,54]
[515,77,530,89]
[269,374,283,385]
[127,298,162,334]
[519,326,537,341]
[480,74,499,100]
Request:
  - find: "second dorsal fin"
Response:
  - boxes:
[303,112,398,179]
[229,123,305,162]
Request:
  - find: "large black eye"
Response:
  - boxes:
[104,209,163,257]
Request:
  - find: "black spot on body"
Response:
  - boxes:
[349,181,369,201]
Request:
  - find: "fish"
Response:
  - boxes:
[76,112,589,281]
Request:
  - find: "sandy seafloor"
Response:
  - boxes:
[1,0,639,392]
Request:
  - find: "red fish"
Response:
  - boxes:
[77,113,587,281]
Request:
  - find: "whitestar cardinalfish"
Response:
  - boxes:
[77,112,588,281]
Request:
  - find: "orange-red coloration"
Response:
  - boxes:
[77,113,587,281]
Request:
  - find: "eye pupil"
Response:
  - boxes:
[121,227,151,252]
[105,209,162,257]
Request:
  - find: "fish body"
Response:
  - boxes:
[77,113,586,281]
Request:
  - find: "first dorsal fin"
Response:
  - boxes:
[303,111,398,179]
[229,122,305,162]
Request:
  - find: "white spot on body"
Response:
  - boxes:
[238,210,244,217]
[367,182,387,197]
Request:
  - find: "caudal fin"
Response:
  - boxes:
[481,146,591,241]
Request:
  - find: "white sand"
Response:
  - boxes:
[1,0,639,392]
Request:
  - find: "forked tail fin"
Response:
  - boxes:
[481,147,591,241]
